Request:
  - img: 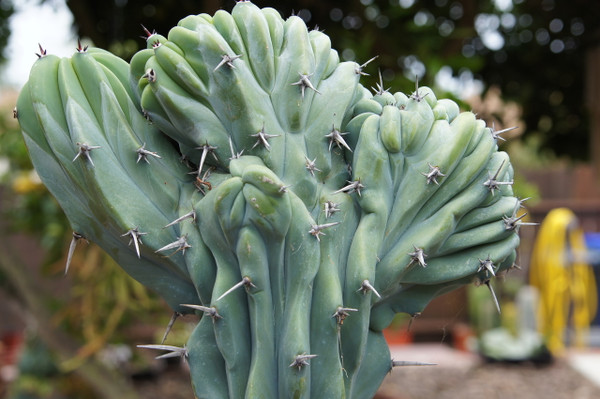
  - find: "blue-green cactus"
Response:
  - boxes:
[16,2,523,398]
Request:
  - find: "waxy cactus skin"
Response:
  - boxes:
[16,2,523,398]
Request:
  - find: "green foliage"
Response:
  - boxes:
[16,2,524,398]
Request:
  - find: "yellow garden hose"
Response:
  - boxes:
[529,208,598,354]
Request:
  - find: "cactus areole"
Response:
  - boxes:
[16,2,523,398]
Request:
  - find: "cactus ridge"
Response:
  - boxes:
[17,2,523,398]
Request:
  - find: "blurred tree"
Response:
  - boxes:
[0,0,15,64]
[59,0,599,162]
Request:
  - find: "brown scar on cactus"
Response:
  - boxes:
[136,143,162,163]
[422,163,445,185]
[122,227,147,258]
[216,276,256,301]
[155,235,192,256]
[137,344,188,360]
[331,306,358,325]
[214,53,242,71]
[308,222,340,241]
[251,124,279,151]
[291,72,321,98]
[289,354,318,370]
[182,304,223,321]
[72,142,101,167]
[65,232,88,275]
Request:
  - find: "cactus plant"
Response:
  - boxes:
[15,2,525,398]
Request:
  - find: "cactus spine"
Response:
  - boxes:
[16,2,524,398]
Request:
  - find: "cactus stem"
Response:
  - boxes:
[65,232,87,275]
[217,276,256,301]
[214,53,242,71]
[355,55,378,76]
[421,162,445,185]
[289,354,317,370]
[182,304,223,321]
[72,142,101,167]
[325,124,352,152]
[407,246,427,268]
[291,73,321,98]
[136,143,162,163]
[333,179,364,196]
[228,137,244,160]
[324,201,341,218]
[489,122,517,142]
[35,43,47,58]
[371,69,390,95]
[477,255,496,277]
[155,235,192,256]
[160,312,181,344]
[391,360,437,368]
[308,222,340,241]
[409,76,428,103]
[137,344,188,360]
[164,210,196,228]
[305,156,321,176]
[142,68,157,83]
[251,124,279,151]
[195,143,218,175]
[121,227,147,258]
[331,306,358,325]
[484,160,513,195]
[357,279,381,298]
[76,39,88,53]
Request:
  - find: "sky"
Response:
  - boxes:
[2,0,75,88]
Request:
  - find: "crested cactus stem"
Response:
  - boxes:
[325,124,352,152]
[228,137,243,160]
[324,201,341,218]
[182,304,223,321]
[213,54,242,71]
[478,256,496,277]
[391,360,437,368]
[137,344,188,360]
[72,142,101,167]
[121,227,147,258]
[35,43,47,58]
[484,160,513,195]
[407,246,427,268]
[371,70,390,95]
[291,73,321,98]
[142,68,157,83]
[289,354,318,370]
[334,179,364,196]
[409,76,428,103]
[489,122,517,142]
[216,276,256,301]
[251,125,279,151]
[357,280,381,299]
[155,235,192,256]
[76,39,88,53]
[355,55,378,76]
[308,222,340,241]
[331,306,358,325]
[136,143,162,163]
[65,232,87,275]
[196,143,218,175]
[161,312,181,344]
[305,156,321,176]
[421,163,445,185]
[164,210,196,228]
[485,280,501,314]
